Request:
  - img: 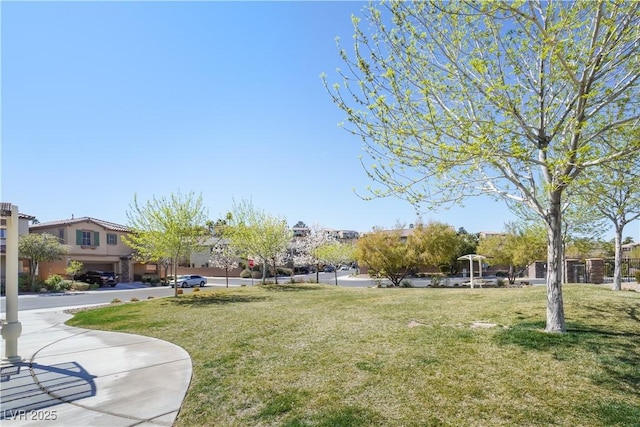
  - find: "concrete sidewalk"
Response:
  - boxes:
[1,308,192,426]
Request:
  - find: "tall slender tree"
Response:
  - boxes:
[325,1,640,332]
[124,192,208,297]
[576,158,640,290]
[224,199,293,285]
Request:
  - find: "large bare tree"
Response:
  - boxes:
[325,1,640,332]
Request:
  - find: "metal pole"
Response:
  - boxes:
[2,205,22,363]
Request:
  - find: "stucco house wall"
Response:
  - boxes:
[30,217,135,281]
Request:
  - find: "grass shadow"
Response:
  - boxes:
[495,320,640,400]
[262,283,327,292]
[170,293,268,306]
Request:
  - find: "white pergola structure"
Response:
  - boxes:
[457,254,486,289]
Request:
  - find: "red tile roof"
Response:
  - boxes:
[30,217,130,233]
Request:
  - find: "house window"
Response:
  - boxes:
[0,228,6,239]
[107,233,117,245]
[58,228,65,243]
[82,231,92,246]
[76,230,100,247]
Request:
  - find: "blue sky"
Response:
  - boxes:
[2,1,634,238]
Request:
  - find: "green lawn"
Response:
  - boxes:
[67,284,640,426]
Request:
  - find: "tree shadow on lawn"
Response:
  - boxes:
[170,293,268,306]
[495,319,640,393]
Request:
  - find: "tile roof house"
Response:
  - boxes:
[29,216,139,282]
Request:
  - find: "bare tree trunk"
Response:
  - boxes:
[30,261,38,291]
[172,258,179,297]
[612,226,623,291]
[545,194,566,333]
[225,266,229,288]
[273,258,278,284]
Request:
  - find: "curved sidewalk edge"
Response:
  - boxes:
[1,309,192,426]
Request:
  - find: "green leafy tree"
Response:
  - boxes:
[575,158,640,290]
[123,192,208,296]
[18,233,69,289]
[66,260,84,284]
[477,223,547,284]
[410,221,460,274]
[356,226,420,287]
[224,199,293,285]
[315,241,356,286]
[325,1,640,332]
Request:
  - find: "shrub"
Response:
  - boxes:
[636,271,640,283]
[130,297,139,302]
[111,298,122,304]
[400,279,413,288]
[277,267,293,277]
[496,278,505,287]
[240,269,253,278]
[44,274,64,292]
[193,287,200,292]
[71,282,90,291]
[431,275,442,287]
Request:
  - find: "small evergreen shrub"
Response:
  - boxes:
[130,297,139,302]
[277,267,293,277]
[431,275,442,287]
[44,274,64,292]
[71,282,90,291]
[400,279,413,288]
[111,298,122,304]
[240,269,253,278]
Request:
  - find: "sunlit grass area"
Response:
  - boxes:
[68,284,640,426]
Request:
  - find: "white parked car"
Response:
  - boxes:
[171,275,207,288]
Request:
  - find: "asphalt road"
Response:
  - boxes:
[0,271,362,312]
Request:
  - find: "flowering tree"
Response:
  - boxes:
[210,241,240,288]
[290,224,334,282]
[224,199,292,285]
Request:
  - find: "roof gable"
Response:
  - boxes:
[30,216,130,233]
